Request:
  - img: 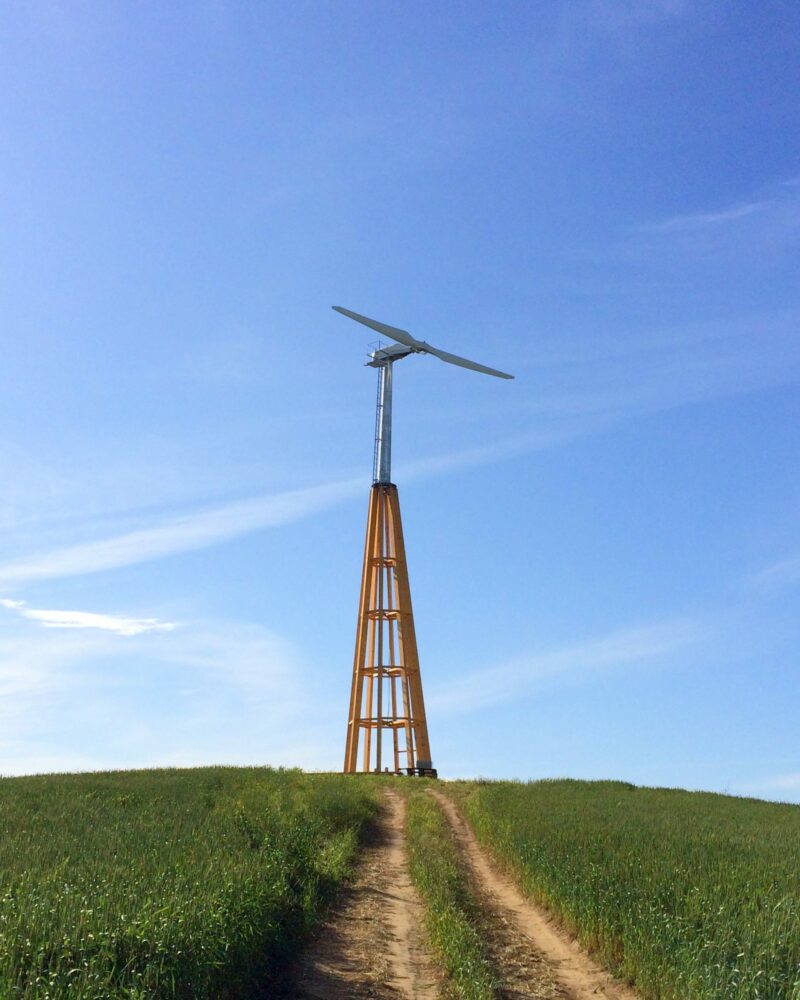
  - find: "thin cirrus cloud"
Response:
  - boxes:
[0,430,577,588]
[523,307,800,420]
[749,554,800,589]
[640,200,769,233]
[0,598,175,636]
[428,618,706,716]
[634,177,800,239]
[0,477,366,587]
[0,616,314,775]
[765,773,800,791]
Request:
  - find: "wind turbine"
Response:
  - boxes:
[334,306,514,776]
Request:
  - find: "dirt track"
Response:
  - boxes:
[289,787,640,1000]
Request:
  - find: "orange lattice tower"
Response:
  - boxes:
[333,306,513,776]
[345,480,433,775]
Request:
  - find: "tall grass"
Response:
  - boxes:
[457,779,800,1000]
[406,791,496,1000]
[0,767,377,998]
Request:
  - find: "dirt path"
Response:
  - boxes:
[288,789,439,999]
[431,790,640,1000]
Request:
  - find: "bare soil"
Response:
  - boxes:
[287,789,439,999]
[431,789,641,1000]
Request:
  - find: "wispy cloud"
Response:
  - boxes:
[764,773,800,791]
[0,430,580,587]
[749,553,800,589]
[636,178,800,239]
[0,615,326,775]
[641,200,768,233]
[429,618,705,716]
[0,478,364,586]
[519,306,800,437]
[0,598,175,636]
[733,772,800,803]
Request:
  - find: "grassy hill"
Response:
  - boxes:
[1,769,798,999]
[454,779,800,1000]
[0,767,376,998]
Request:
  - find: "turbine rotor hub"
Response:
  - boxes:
[366,343,415,368]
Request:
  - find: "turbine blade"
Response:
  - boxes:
[423,343,514,379]
[332,305,514,378]
[332,306,422,349]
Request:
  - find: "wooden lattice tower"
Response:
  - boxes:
[333,305,513,777]
[344,481,433,774]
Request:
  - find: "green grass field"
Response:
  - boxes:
[3,769,799,999]
[455,779,800,1000]
[0,767,377,999]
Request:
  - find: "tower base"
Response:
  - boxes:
[343,483,433,775]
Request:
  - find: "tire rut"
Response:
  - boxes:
[287,788,439,999]
[431,789,641,1000]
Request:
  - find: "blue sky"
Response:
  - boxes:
[1,1,799,801]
